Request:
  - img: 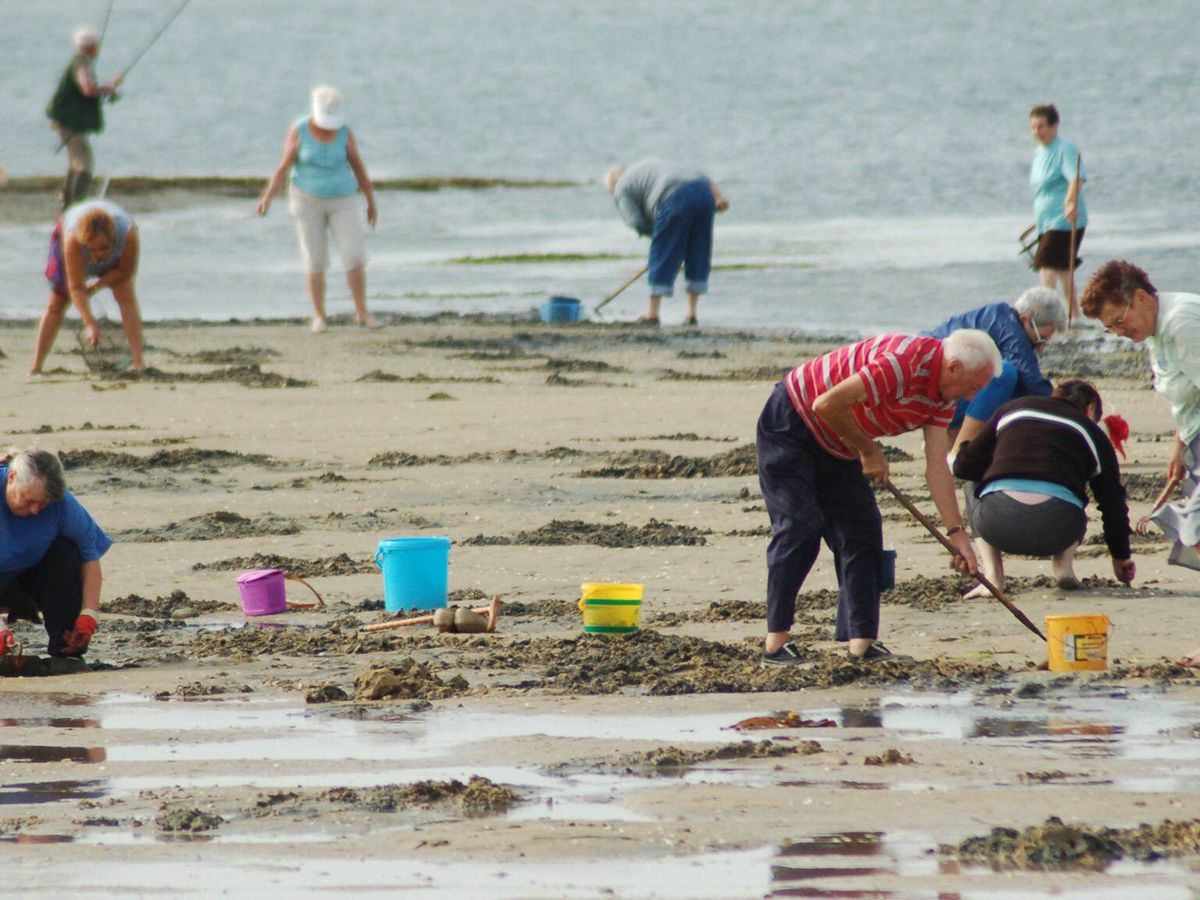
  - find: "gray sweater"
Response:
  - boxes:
[613,159,706,236]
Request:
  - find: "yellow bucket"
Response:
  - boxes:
[1045,614,1109,672]
[579,582,643,634]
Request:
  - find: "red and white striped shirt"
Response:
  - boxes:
[785,334,955,460]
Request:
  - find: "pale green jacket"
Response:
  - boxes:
[1148,292,1200,442]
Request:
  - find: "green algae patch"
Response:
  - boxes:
[948,815,1200,871]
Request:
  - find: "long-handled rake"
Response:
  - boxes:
[884,480,1046,641]
[591,264,648,319]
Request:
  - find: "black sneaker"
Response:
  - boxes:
[847,641,910,663]
[762,641,805,667]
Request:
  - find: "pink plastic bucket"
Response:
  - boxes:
[237,569,287,616]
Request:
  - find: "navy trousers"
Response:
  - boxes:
[0,537,85,657]
[756,382,883,641]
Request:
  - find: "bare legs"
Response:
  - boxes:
[30,293,69,375]
[1050,542,1082,590]
[643,292,700,325]
[111,281,146,370]
[306,266,379,332]
[963,538,1005,599]
[963,536,1082,598]
[347,265,380,328]
[305,271,328,332]
[30,284,145,375]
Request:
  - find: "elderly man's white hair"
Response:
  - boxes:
[1013,286,1068,335]
[73,26,100,49]
[604,165,625,195]
[942,328,1002,378]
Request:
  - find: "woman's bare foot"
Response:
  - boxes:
[356,313,383,329]
[1051,544,1081,589]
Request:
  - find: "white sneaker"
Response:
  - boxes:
[311,316,328,334]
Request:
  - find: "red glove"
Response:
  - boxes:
[62,611,98,655]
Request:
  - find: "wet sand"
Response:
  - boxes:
[1,316,1199,896]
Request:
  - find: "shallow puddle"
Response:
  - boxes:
[0,780,107,805]
[771,830,1195,899]
[1,688,1198,895]
[0,847,777,897]
[0,745,106,764]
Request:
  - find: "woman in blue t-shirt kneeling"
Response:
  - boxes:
[0,449,112,659]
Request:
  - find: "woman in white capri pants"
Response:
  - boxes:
[257,86,380,332]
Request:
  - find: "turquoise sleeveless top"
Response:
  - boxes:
[61,200,132,275]
[290,117,357,198]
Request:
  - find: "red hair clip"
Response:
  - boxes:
[1103,413,1130,459]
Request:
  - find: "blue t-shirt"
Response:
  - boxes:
[1031,137,1086,234]
[0,466,112,588]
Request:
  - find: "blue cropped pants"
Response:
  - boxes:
[648,179,715,297]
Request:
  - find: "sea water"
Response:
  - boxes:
[2,0,1197,330]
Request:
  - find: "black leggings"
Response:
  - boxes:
[966,491,1085,557]
[0,537,84,657]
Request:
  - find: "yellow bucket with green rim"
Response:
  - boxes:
[579,582,643,634]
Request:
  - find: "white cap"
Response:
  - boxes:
[311,85,345,130]
[74,26,100,50]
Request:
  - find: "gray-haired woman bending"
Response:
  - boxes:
[0,449,112,658]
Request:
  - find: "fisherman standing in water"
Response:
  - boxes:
[47,26,122,209]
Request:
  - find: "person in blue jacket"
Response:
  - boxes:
[0,449,111,659]
[924,286,1066,457]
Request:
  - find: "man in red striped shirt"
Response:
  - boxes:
[758,331,1001,665]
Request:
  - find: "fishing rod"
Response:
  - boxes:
[97,0,115,54]
[51,0,117,153]
[115,0,192,82]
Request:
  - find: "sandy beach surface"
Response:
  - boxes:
[1,314,1198,897]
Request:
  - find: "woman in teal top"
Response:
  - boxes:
[257,86,380,333]
[1029,104,1086,322]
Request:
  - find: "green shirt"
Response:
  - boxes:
[47,54,103,133]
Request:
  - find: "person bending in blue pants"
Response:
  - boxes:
[606,160,728,326]
[923,286,1067,458]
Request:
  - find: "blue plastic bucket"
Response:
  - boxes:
[540,296,582,323]
[375,537,451,612]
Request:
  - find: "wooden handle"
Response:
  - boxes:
[284,572,325,609]
[361,602,497,633]
[884,480,1046,642]
[1066,152,1081,327]
[593,265,649,313]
